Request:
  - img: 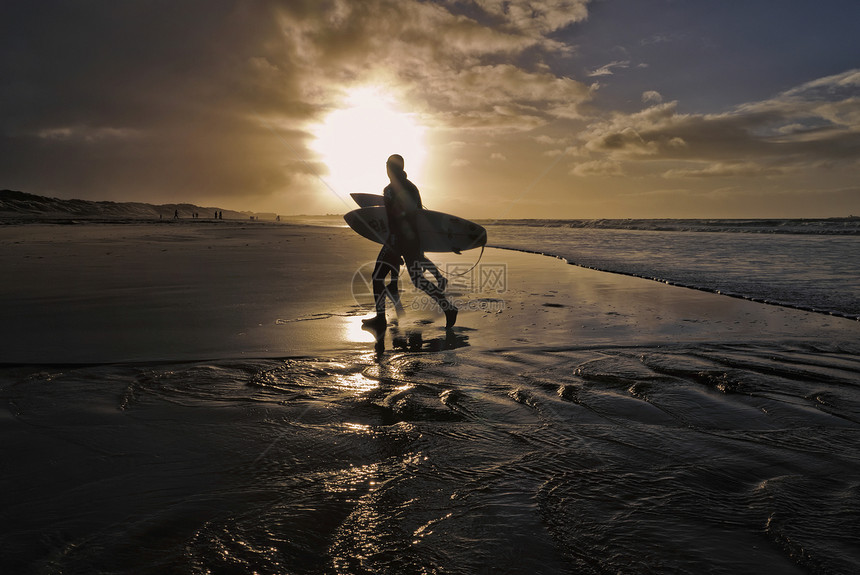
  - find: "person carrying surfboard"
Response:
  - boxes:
[362,154,457,329]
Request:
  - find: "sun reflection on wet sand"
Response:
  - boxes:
[334,372,379,394]
[324,450,439,571]
[343,317,378,345]
[340,422,373,434]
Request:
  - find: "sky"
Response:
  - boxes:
[1,0,859,219]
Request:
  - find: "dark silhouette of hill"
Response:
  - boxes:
[0,190,266,221]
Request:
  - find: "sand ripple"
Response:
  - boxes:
[2,341,859,574]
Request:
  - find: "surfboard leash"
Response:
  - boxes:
[440,244,485,278]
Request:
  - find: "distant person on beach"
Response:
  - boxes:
[363,154,456,330]
[174,210,179,219]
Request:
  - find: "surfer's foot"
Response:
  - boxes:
[362,314,387,329]
[444,307,458,329]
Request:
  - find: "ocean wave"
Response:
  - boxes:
[483,218,860,235]
[486,225,860,321]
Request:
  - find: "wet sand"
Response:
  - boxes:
[1,222,856,363]
[2,222,859,574]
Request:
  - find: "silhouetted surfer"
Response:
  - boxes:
[363,154,457,329]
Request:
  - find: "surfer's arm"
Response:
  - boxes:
[381,188,398,247]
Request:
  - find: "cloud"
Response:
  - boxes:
[588,60,630,77]
[0,0,595,207]
[277,3,594,127]
[640,34,676,46]
[571,159,623,176]
[642,90,663,104]
[468,0,590,36]
[576,69,860,173]
[662,162,790,179]
[533,134,568,146]
[5,0,593,133]
[422,64,591,126]
[736,69,860,139]
[7,1,851,218]
[36,125,143,142]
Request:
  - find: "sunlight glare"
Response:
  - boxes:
[311,87,427,201]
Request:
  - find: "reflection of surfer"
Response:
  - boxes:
[363,154,457,329]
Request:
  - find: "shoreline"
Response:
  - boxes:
[2,222,859,364]
[490,245,860,322]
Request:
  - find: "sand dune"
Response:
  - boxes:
[0,189,266,222]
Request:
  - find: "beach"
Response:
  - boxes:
[2,221,859,574]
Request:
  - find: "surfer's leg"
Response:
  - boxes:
[406,254,440,299]
[420,255,447,292]
[386,280,404,315]
[384,256,404,315]
[368,248,392,317]
[365,246,402,327]
[406,255,457,327]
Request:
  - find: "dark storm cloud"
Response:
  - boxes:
[1,0,593,205]
[3,1,297,130]
[0,1,322,202]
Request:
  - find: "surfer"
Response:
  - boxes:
[363,154,457,329]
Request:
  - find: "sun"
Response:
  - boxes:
[311,87,427,202]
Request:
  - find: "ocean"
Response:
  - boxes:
[485,218,860,320]
[1,220,859,574]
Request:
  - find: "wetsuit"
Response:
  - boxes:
[370,170,451,316]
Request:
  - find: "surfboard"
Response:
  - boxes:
[350,193,385,207]
[344,207,487,253]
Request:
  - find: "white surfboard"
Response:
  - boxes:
[350,193,385,207]
[344,207,487,253]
